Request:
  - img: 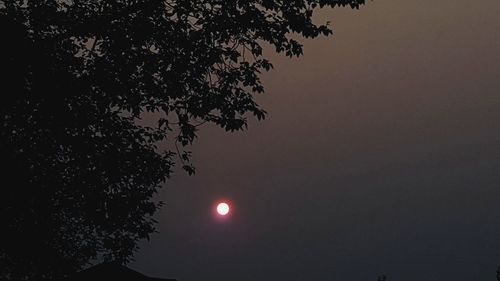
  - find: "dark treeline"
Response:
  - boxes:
[376,266,500,281]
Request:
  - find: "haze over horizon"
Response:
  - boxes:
[131,1,500,280]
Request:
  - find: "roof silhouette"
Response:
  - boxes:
[63,262,176,281]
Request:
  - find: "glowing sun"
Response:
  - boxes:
[216,202,230,216]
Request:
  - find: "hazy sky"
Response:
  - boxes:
[131,1,500,280]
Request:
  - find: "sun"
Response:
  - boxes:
[216,202,230,216]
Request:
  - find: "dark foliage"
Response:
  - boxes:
[377,275,387,281]
[0,0,364,279]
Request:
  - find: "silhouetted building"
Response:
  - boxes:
[62,262,176,281]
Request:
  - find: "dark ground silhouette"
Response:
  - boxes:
[58,262,175,281]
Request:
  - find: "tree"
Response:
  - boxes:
[0,0,364,279]
[377,275,387,281]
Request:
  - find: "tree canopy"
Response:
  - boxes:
[0,0,364,279]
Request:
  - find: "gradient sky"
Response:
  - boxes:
[131,1,500,280]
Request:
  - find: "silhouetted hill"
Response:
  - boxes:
[62,262,175,281]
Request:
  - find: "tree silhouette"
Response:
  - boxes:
[377,275,387,281]
[0,0,364,279]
